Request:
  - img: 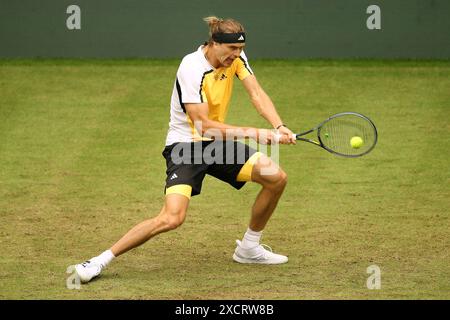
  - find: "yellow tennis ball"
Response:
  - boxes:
[350,136,363,149]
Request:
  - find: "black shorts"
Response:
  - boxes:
[162,140,258,197]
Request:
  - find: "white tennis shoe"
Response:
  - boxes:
[74,259,103,283]
[233,240,288,264]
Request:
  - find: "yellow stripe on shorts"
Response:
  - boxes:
[236,152,262,182]
[165,184,192,199]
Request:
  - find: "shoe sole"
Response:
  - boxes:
[233,253,288,265]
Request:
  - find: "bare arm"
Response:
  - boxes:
[242,75,295,144]
[185,103,275,144]
[241,75,283,129]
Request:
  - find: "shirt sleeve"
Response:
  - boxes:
[176,60,207,104]
[235,51,254,81]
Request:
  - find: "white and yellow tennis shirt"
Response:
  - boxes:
[165,45,253,146]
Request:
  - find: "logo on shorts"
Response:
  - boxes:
[170,173,178,180]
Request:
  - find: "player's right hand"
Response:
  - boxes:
[255,129,290,145]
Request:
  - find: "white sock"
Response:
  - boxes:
[91,250,115,268]
[241,228,262,249]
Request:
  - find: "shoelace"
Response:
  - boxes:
[82,259,106,270]
[81,260,91,267]
[260,244,273,253]
[236,240,275,260]
[241,243,274,259]
[258,244,274,259]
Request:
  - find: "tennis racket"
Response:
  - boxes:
[283,112,378,157]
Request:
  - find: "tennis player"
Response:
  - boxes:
[74,16,296,283]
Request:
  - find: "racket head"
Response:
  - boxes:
[317,112,378,157]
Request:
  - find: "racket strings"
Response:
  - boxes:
[319,114,377,156]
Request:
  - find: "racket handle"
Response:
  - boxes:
[274,133,297,142]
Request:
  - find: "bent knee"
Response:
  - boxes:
[158,209,186,231]
[278,169,288,185]
[257,167,288,190]
[275,169,288,188]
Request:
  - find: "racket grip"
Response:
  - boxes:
[274,133,297,141]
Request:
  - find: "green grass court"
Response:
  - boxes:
[0,59,449,299]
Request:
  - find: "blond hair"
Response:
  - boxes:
[203,16,245,44]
